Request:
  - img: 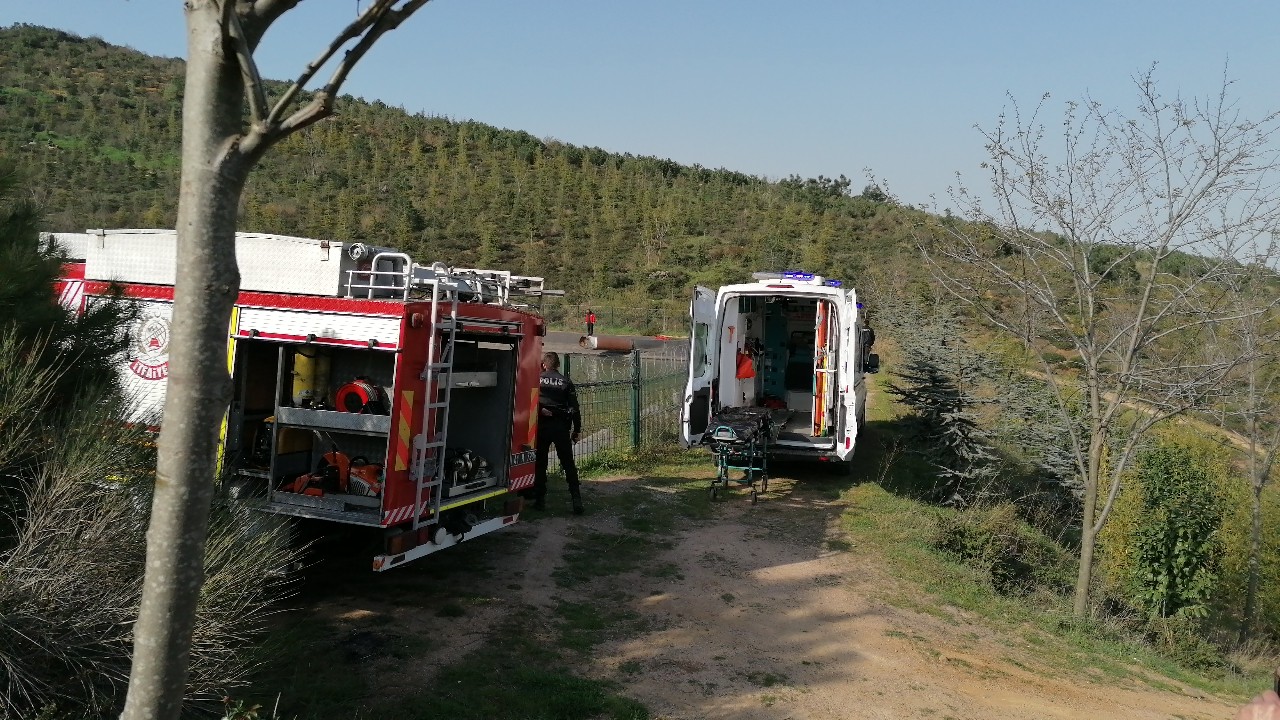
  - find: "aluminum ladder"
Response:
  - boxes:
[411,280,460,532]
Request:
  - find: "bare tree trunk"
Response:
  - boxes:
[1242,482,1262,641]
[1074,480,1098,617]
[120,3,248,717]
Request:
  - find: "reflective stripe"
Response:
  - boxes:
[395,390,414,471]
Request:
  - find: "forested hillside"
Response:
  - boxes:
[1,24,929,326]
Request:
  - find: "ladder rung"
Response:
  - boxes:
[425,401,448,409]
[426,363,453,370]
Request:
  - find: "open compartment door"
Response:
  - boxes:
[836,294,861,460]
[812,299,837,437]
[681,286,718,447]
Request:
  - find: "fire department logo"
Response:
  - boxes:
[128,315,171,380]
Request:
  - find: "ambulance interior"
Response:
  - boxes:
[715,295,839,447]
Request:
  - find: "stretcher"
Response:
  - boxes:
[702,406,774,503]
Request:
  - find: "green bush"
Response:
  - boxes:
[1128,442,1225,620]
[930,503,1075,596]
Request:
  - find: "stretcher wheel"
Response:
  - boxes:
[710,484,719,500]
[762,477,769,492]
[751,490,758,505]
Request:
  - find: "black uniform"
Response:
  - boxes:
[534,368,582,510]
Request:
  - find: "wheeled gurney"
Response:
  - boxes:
[702,407,774,503]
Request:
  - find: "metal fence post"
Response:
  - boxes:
[563,352,571,379]
[631,350,642,448]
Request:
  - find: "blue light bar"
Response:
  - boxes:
[824,279,843,287]
[782,270,814,281]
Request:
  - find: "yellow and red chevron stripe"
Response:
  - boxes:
[528,387,538,446]
[395,390,414,472]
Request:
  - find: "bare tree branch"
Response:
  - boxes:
[224,1,268,126]
[240,0,302,47]
[275,0,432,135]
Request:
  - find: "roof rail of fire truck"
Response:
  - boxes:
[344,251,564,306]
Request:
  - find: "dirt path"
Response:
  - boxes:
[305,466,1243,719]
[533,474,1239,720]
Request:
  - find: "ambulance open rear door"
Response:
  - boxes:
[680,286,717,447]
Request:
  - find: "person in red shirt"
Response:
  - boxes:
[585,309,597,336]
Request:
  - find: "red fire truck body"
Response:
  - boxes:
[51,229,554,570]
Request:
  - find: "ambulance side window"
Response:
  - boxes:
[692,322,710,378]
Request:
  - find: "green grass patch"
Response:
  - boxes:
[253,604,649,720]
[554,529,669,588]
[555,600,644,653]
[548,458,714,590]
[745,671,788,687]
[841,481,1266,699]
[422,612,648,720]
[246,614,374,719]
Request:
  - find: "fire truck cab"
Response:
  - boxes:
[50,228,557,570]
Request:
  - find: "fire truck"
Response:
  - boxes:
[49,228,558,571]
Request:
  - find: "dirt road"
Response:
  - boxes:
[288,463,1243,719]
[528,473,1237,719]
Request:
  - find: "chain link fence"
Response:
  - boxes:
[548,350,686,470]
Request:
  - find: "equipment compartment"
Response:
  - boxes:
[442,335,519,494]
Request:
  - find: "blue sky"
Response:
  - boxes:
[7,1,1278,206]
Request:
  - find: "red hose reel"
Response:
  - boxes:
[334,377,389,414]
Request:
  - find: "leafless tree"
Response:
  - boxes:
[922,68,1280,618]
[1213,251,1280,642]
[121,2,433,718]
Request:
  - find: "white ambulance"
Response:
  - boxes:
[680,271,879,469]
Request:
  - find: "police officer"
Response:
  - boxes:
[534,351,583,514]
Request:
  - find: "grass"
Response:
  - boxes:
[745,671,788,688]
[246,400,1273,717]
[422,609,648,720]
[246,617,373,719]
[840,474,1267,699]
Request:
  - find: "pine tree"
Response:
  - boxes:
[884,306,1001,504]
[0,158,133,402]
